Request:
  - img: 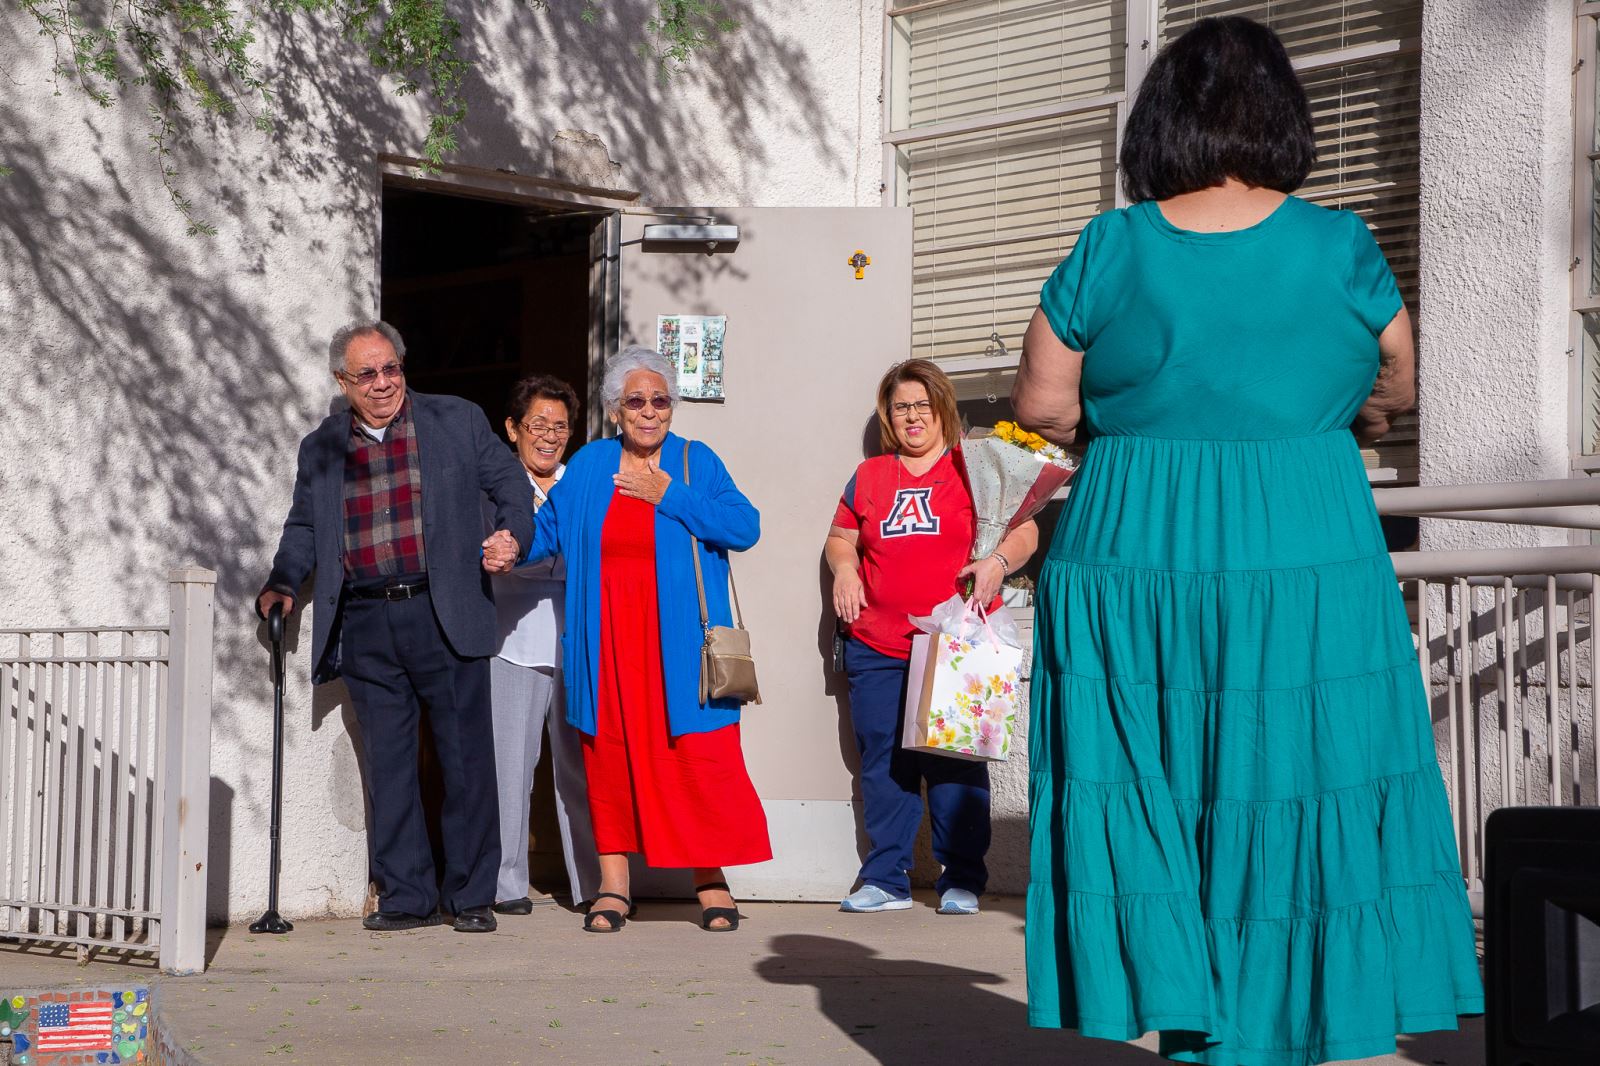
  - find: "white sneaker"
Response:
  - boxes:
[937,888,980,915]
[839,885,913,912]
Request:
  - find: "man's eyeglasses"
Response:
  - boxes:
[339,362,405,387]
[519,419,571,439]
[622,394,673,412]
[890,399,933,418]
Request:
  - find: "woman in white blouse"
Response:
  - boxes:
[489,375,599,913]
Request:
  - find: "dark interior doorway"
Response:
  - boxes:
[380,183,604,901]
[381,185,601,421]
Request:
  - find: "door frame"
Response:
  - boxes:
[378,154,638,441]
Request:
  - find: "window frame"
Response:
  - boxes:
[878,0,1154,385]
[1570,3,1600,470]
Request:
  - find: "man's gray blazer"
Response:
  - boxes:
[262,391,535,683]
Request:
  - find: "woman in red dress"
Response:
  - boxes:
[491,346,770,932]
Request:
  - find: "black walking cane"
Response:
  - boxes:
[250,603,294,934]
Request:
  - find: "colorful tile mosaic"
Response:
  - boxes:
[1,988,150,1065]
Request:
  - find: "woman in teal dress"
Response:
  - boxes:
[1014,18,1483,1066]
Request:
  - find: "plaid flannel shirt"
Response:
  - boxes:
[342,399,426,581]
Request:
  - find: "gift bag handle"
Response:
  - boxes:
[964,595,999,647]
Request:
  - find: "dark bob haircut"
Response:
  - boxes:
[505,373,581,427]
[1119,16,1315,204]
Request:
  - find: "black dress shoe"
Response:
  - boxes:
[453,905,497,933]
[493,897,534,915]
[362,910,444,932]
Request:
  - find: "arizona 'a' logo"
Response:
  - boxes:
[881,487,940,537]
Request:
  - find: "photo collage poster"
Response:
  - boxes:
[656,314,727,400]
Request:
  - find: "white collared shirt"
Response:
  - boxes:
[490,465,566,669]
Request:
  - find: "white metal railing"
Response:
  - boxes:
[1377,481,1600,915]
[0,568,215,974]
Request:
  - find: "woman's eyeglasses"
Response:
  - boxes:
[519,420,571,439]
[622,394,673,412]
[890,399,933,418]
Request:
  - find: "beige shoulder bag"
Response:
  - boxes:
[684,442,762,705]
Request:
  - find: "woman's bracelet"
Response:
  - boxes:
[990,550,1011,576]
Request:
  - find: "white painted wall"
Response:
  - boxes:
[1417,0,1574,534]
[0,1,884,922]
[1415,1,1589,852]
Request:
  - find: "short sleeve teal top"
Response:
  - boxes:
[1041,196,1401,441]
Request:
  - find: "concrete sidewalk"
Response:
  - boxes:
[2,895,1484,1065]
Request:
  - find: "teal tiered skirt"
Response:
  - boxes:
[1026,432,1483,1066]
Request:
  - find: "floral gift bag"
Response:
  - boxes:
[901,595,1025,762]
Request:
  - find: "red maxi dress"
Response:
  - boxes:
[582,490,771,867]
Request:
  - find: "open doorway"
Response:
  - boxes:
[381,184,603,418]
[380,182,606,900]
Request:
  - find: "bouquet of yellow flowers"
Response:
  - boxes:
[957,420,1078,562]
[991,421,1070,460]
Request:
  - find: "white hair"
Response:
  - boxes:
[329,320,407,373]
[601,345,680,413]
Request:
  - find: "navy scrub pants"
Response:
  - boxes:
[339,591,500,918]
[844,637,990,898]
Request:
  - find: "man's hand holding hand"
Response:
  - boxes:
[482,529,519,574]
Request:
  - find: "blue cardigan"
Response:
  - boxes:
[520,432,760,737]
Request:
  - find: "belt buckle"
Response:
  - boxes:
[385,584,413,601]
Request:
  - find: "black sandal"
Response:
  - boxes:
[583,892,635,933]
[695,881,741,932]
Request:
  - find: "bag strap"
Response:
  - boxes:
[965,595,997,647]
[684,441,746,632]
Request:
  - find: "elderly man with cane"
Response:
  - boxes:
[256,321,533,933]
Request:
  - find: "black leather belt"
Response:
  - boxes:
[346,580,429,601]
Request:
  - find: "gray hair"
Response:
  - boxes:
[601,345,679,413]
[329,320,407,373]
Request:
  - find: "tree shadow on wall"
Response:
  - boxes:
[251,0,849,255]
[455,0,850,201]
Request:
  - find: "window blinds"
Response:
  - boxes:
[1584,314,1600,453]
[890,0,1423,484]
[905,109,1118,365]
[894,0,1125,376]
[1159,0,1421,54]
[900,0,1126,129]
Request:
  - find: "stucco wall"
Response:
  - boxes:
[1415,0,1588,862]
[1417,0,1574,529]
[0,1,883,922]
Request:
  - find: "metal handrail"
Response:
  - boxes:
[1391,545,1600,579]
[1377,478,1600,575]
[1405,506,1600,530]
[1381,483,1600,915]
[1375,477,1600,511]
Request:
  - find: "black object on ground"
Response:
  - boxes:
[249,603,294,936]
[1485,805,1600,1064]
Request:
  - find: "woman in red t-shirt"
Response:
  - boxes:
[825,359,1038,915]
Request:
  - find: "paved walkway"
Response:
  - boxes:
[2,895,1484,1065]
